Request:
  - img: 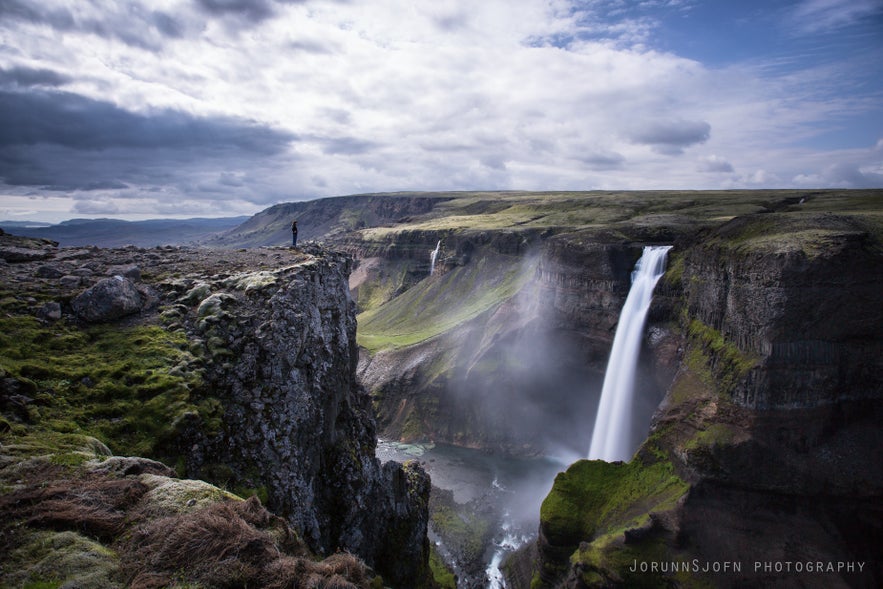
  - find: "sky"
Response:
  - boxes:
[1,0,882,223]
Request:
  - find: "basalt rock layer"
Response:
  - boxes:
[527,212,883,588]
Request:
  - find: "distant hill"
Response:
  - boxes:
[0,221,52,230]
[1,216,249,247]
[204,192,455,248]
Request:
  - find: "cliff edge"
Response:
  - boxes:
[0,235,430,587]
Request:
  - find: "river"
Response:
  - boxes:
[377,440,575,588]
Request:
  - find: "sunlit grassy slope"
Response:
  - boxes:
[357,254,533,352]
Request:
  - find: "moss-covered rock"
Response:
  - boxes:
[536,455,688,586]
[4,530,121,589]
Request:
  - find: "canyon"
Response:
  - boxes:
[2,189,881,588]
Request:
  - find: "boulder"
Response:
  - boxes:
[59,275,81,289]
[107,264,141,282]
[71,276,143,323]
[37,301,62,322]
[35,264,65,278]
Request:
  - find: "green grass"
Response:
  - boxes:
[685,318,758,396]
[0,314,211,460]
[357,190,883,238]
[429,544,457,589]
[706,209,883,257]
[536,454,688,587]
[540,457,688,549]
[357,254,535,352]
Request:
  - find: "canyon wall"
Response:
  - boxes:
[527,213,883,588]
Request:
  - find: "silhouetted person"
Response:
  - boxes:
[291,220,298,247]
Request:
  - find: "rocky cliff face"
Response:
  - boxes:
[0,235,431,588]
[169,247,430,586]
[683,213,882,409]
[527,212,883,588]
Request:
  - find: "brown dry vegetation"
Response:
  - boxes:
[0,460,378,588]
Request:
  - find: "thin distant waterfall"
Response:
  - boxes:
[429,240,441,275]
[588,245,672,462]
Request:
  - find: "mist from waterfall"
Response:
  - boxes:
[588,245,672,462]
[430,240,441,275]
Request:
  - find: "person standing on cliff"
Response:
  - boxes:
[291,219,298,247]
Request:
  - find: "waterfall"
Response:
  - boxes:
[430,240,441,275]
[588,245,672,462]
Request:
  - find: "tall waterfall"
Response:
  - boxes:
[588,245,672,462]
[430,240,441,275]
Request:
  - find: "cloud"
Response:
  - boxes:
[195,0,278,23]
[789,0,883,35]
[2,0,881,221]
[0,0,187,51]
[697,155,734,173]
[0,90,294,153]
[319,136,382,156]
[72,198,121,215]
[0,89,295,191]
[628,119,711,155]
[802,162,883,187]
[575,151,626,170]
[0,66,71,88]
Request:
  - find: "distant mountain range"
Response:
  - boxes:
[0,216,250,247]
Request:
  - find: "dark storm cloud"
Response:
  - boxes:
[0,66,71,88]
[0,90,294,153]
[0,89,296,190]
[0,0,184,50]
[629,119,711,155]
[83,180,130,190]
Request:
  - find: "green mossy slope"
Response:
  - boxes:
[537,454,689,587]
[357,253,533,352]
[0,312,212,461]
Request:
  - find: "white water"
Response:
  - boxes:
[430,240,441,275]
[588,245,672,462]
[486,511,534,589]
[376,441,562,588]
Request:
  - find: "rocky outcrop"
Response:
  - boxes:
[0,232,58,262]
[0,433,380,588]
[167,246,431,587]
[71,276,144,322]
[682,213,882,409]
